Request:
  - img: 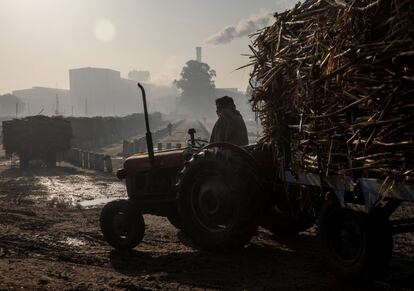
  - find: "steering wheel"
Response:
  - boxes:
[187,138,209,150]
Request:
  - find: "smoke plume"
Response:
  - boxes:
[204,12,273,45]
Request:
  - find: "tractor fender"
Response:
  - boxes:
[200,142,260,171]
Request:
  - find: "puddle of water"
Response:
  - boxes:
[78,197,122,208]
[32,234,87,248]
[59,237,86,247]
[36,175,126,207]
[0,159,11,167]
[1,162,127,208]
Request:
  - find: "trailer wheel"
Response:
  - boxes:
[100,200,145,250]
[177,148,261,251]
[319,204,392,279]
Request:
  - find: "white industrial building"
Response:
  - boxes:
[69,67,178,117]
[12,87,71,116]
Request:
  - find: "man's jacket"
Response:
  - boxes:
[210,108,249,146]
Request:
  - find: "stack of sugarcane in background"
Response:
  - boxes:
[248,0,414,182]
[2,116,72,167]
[1,112,164,167]
[67,112,163,149]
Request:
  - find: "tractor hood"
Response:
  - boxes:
[122,148,186,176]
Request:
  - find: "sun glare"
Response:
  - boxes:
[93,19,116,43]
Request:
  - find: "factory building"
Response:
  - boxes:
[69,67,178,117]
[12,87,71,116]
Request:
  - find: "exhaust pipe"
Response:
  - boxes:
[137,83,155,164]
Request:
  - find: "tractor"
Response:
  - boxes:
[100,84,414,279]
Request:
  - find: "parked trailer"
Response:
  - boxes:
[2,116,72,168]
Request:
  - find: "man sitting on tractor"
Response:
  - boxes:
[210,96,249,146]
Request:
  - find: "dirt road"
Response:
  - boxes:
[87,119,210,171]
[159,119,210,147]
[0,152,413,290]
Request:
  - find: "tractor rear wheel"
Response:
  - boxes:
[100,200,145,250]
[177,148,261,251]
[319,204,393,279]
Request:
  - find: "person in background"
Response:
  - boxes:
[210,96,248,146]
[167,122,173,136]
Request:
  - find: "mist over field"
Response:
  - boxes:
[0,0,297,121]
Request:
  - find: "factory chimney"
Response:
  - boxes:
[196,47,202,63]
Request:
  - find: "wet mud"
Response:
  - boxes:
[0,154,413,290]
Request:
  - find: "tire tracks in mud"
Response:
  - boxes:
[0,232,109,266]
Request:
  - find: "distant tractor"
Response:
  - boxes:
[100,84,414,279]
[2,116,72,168]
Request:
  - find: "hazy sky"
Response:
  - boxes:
[0,0,298,94]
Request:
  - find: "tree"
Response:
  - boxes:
[174,60,216,117]
[0,94,25,117]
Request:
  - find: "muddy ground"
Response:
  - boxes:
[0,154,413,290]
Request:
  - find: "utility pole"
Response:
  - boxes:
[71,106,74,116]
[15,103,18,118]
[55,94,59,115]
[85,98,88,117]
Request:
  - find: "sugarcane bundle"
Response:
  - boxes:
[65,113,163,147]
[2,115,72,157]
[249,0,414,181]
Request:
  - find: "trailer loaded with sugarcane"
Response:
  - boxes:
[100,0,414,280]
[2,116,72,168]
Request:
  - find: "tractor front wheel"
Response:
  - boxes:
[100,200,145,250]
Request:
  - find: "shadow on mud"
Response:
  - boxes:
[108,236,368,290]
[108,231,414,290]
